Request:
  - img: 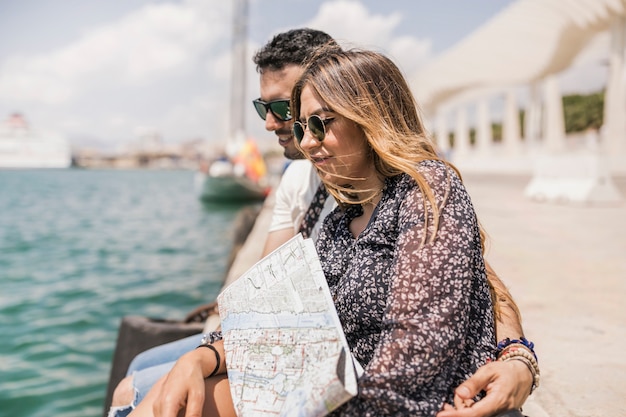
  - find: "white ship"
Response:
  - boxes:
[0,113,72,169]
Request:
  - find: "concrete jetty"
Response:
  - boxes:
[224,173,626,416]
[463,174,626,417]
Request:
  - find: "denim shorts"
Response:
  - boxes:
[107,333,203,417]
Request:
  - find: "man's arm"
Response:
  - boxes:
[260,160,316,257]
[437,360,533,417]
[262,228,296,257]
[486,261,524,341]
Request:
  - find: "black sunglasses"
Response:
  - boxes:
[293,115,334,144]
[252,98,292,121]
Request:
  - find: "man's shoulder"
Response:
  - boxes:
[283,159,315,175]
[278,160,319,189]
[273,159,320,204]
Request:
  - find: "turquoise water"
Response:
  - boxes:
[0,169,256,417]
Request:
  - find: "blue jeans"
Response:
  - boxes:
[107,333,203,417]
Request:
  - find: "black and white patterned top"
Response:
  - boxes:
[317,160,496,416]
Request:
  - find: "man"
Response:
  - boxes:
[109,28,536,417]
[254,30,339,255]
[107,29,341,417]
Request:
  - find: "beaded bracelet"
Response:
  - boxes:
[505,356,537,390]
[496,337,537,361]
[499,346,541,395]
[196,343,221,378]
[200,331,223,345]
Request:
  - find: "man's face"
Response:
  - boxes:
[258,64,304,160]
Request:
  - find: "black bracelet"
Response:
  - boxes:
[196,343,221,378]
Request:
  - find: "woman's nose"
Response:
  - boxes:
[298,129,319,152]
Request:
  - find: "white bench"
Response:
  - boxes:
[524,152,623,204]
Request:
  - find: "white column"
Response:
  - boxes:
[476,98,492,155]
[435,110,450,158]
[603,16,626,158]
[503,89,521,154]
[525,82,542,150]
[543,75,566,153]
[454,106,470,158]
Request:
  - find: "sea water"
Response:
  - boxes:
[0,169,257,417]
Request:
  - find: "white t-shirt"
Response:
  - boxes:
[268,159,336,242]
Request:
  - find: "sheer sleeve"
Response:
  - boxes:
[338,163,495,415]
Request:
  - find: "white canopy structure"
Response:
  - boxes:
[411,0,625,203]
[413,0,625,109]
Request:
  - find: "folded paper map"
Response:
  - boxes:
[217,234,359,417]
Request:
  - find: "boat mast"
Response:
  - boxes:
[229,0,248,141]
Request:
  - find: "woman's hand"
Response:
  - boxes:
[152,347,216,417]
[128,340,230,417]
[153,349,206,417]
[437,360,533,417]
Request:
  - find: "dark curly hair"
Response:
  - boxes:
[253,28,340,73]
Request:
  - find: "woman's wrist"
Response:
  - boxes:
[496,337,540,395]
[502,357,534,398]
[190,346,219,377]
[194,339,225,378]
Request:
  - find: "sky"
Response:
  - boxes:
[0,0,609,152]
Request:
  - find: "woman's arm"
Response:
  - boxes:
[486,262,524,341]
[437,264,536,416]
[345,166,496,414]
[129,340,230,417]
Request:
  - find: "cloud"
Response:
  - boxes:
[0,55,73,104]
[309,0,401,47]
[386,35,433,75]
[305,0,432,72]
[0,1,227,105]
[0,0,434,148]
[0,0,235,146]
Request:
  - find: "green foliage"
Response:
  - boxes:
[441,90,604,147]
[563,91,604,133]
[490,90,603,140]
[491,123,502,142]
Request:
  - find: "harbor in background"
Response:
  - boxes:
[0,169,259,417]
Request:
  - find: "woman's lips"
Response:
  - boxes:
[311,155,330,165]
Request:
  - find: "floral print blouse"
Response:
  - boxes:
[316,160,496,416]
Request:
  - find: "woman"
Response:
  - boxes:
[291,48,495,415]
[131,48,496,416]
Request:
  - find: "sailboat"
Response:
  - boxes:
[194,0,269,202]
[194,132,270,202]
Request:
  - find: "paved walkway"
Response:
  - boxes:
[225,174,626,416]
[463,174,626,417]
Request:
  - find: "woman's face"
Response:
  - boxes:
[297,85,374,188]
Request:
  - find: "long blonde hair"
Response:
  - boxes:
[291,48,522,322]
[292,48,456,244]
